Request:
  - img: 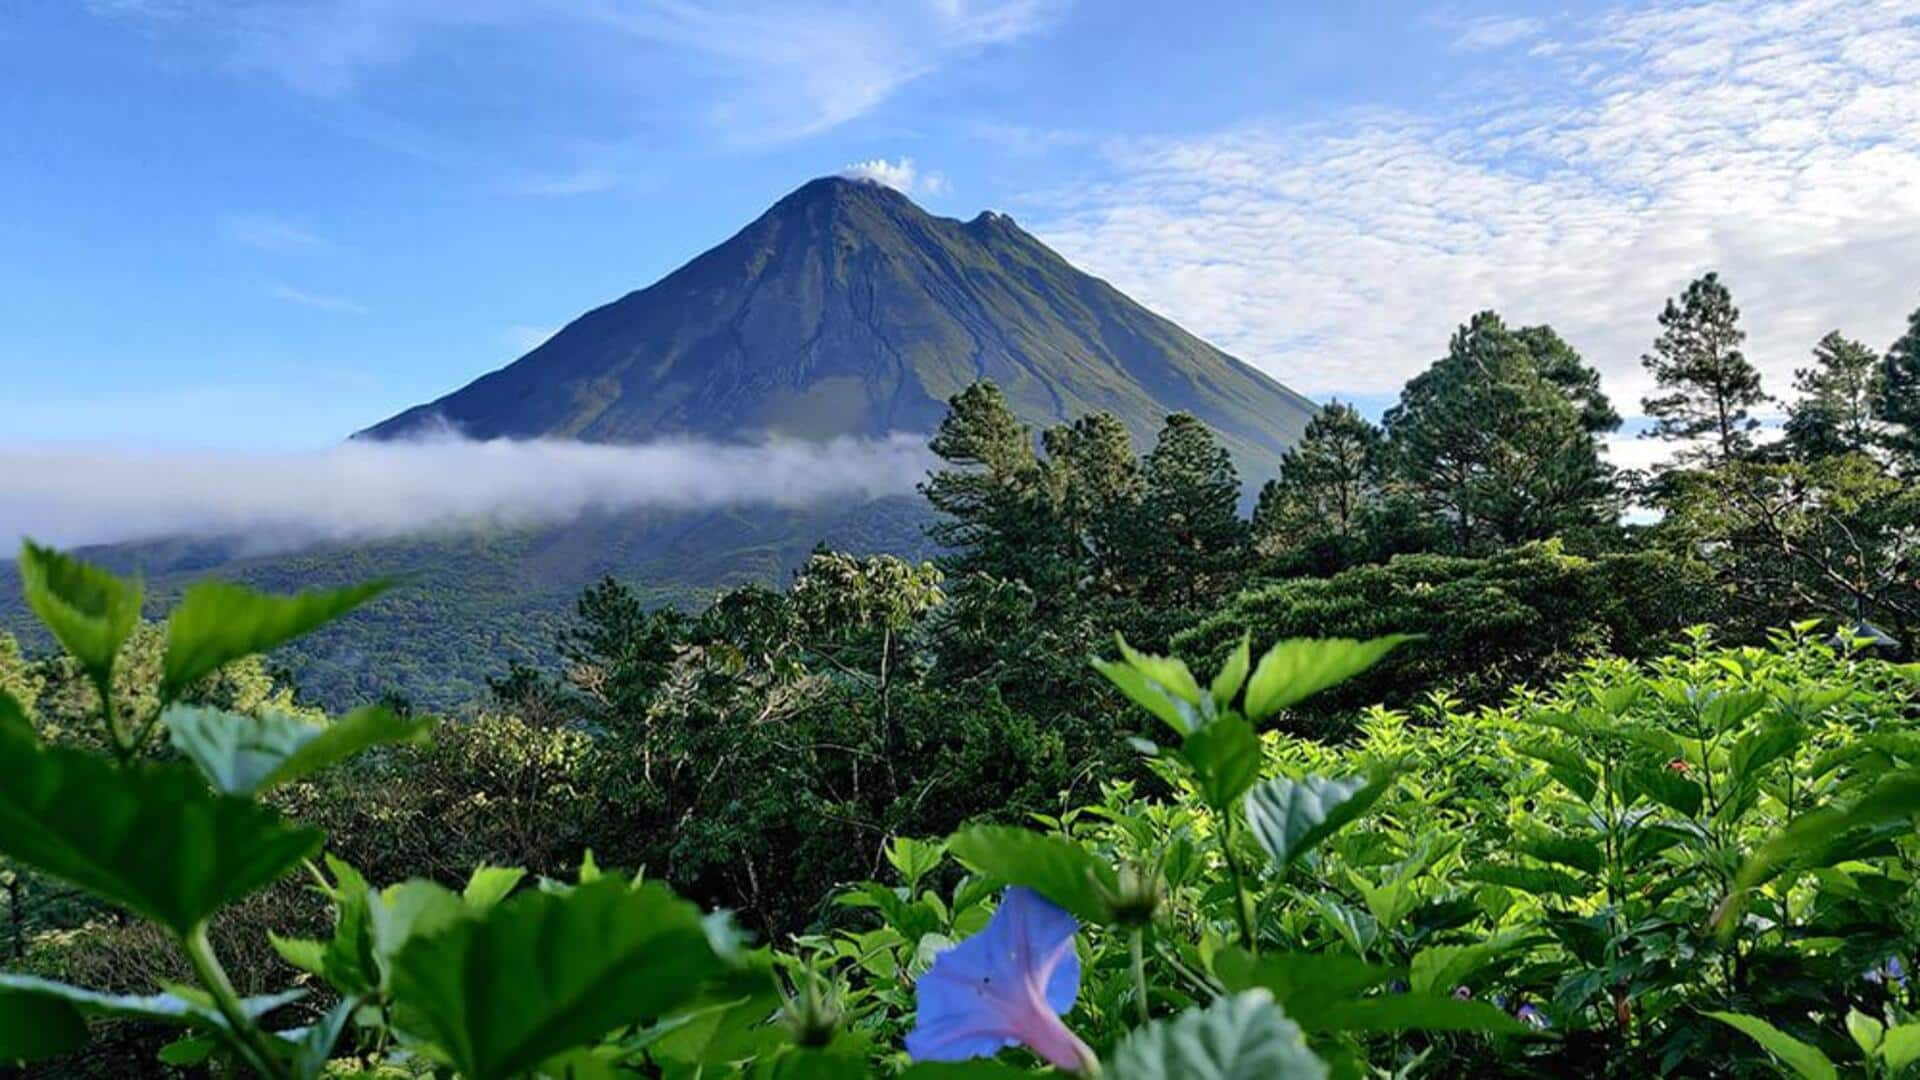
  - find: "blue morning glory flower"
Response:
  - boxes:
[906,886,1098,1073]
[1516,1003,1550,1030]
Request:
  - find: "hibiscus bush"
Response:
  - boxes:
[4,543,1920,1077]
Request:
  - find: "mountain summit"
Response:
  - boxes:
[362,176,1315,466]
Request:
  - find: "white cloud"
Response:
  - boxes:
[94,1,1064,140]
[267,283,366,314]
[841,156,948,196]
[503,325,557,353]
[0,435,934,550]
[220,213,326,252]
[1032,0,1920,412]
[1449,14,1547,51]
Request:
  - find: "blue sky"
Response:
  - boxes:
[4,0,1918,462]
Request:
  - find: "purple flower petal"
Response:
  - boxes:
[907,886,1093,1071]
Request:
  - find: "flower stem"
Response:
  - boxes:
[183,923,289,1079]
[1220,811,1257,953]
[1130,928,1150,1025]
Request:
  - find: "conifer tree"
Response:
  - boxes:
[1640,272,1769,467]
[1874,303,1920,468]
[922,382,1072,587]
[1121,413,1247,606]
[1783,331,1882,461]
[1252,402,1383,556]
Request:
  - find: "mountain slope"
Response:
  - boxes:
[362,176,1315,469]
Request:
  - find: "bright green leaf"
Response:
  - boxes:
[1109,991,1327,1080]
[390,878,741,1080]
[161,579,389,700]
[1182,713,1264,810]
[1708,1012,1838,1080]
[462,865,526,910]
[1845,1008,1883,1057]
[1093,658,1198,736]
[1211,634,1252,711]
[1244,772,1394,872]
[1732,769,1920,898]
[17,541,142,687]
[1117,636,1205,705]
[1243,636,1415,722]
[1883,1023,1920,1071]
[166,703,429,796]
[947,825,1116,924]
[0,742,322,934]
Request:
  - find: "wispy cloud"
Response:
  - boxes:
[0,434,934,550]
[841,156,948,196]
[267,282,366,314]
[221,212,326,252]
[92,1,1064,141]
[1033,0,1920,408]
[1447,14,1547,51]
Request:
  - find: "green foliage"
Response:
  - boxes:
[161,579,389,701]
[1873,301,1920,467]
[1784,331,1885,462]
[166,703,429,795]
[1109,992,1326,1079]
[1641,271,1770,467]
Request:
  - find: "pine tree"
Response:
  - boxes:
[1640,272,1769,467]
[1874,303,1920,468]
[922,382,1072,587]
[1516,324,1622,435]
[1252,402,1383,556]
[1041,412,1140,543]
[1783,331,1882,461]
[1385,312,1615,551]
[1119,413,1248,607]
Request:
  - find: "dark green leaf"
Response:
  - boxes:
[1243,636,1415,722]
[1182,714,1264,810]
[161,579,390,700]
[1707,1012,1837,1080]
[17,541,142,685]
[1110,991,1327,1080]
[1625,764,1704,817]
[1245,772,1394,871]
[1465,865,1588,898]
[946,825,1116,924]
[1515,835,1603,876]
[0,973,303,1063]
[390,878,741,1080]
[0,688,31,744]
[0,742,322,934]
[166,704,430,796]
[0,984,89,1063]
[1312,995,1529,1035]
[1212,947,1400,1030]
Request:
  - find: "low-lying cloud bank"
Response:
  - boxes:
[0,435,936,552]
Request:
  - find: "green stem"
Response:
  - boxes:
[1220,812,1257,954]
[1130,928,1150,1026]
[183,924,289,1079]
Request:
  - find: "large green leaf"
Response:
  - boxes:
[1244,772,1394,872]
[1110,991,1327,1080]
[0,741,322,934]
[1181,714,1265,810]
[1409,931,1529,996]
[1211,948,1400,1031]
[1884,1023,1920,1072]
[16,541,141,685]
[161,579,390,700]
[1309,995,1529,1035]
[1243,636,1415,722]
[1731,768,1920,897]
[0,688,31,744]
[1210,634,1252,712]
[166,704,431,796]
[389,878,741,1080]
[946,825,1117,924]
[0,973,303,1064]
[1708,1012,1838,1080]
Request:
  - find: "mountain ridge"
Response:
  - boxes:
[360,176,1315,474]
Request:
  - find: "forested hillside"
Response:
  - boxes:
[4,278,1920,1078]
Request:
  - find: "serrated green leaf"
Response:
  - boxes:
[1311,994,1529,1035]
[1110,991,1327,1080]
[462,865,526,910]
[1708,1012,1838,1080]
[0,688,32,744]
[946,825,1116,924]
[0,742,322,934]
[16,541,142,688]
[390,878,740,1080]
[1243,636,1415,722]
[166,703,430,796]
[0,973,303,1064]
[1182,713,1264,810]
[1465,865,1588,898]
[1117,636,1206,705]
[161,579,390,700]
[1625,763,1704,817]
[1244,772,1393,871]
[1211,634,1252,711]
[1884,1023,1920,1071]
[1093,658,1198,736]
[270,933,328,976]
